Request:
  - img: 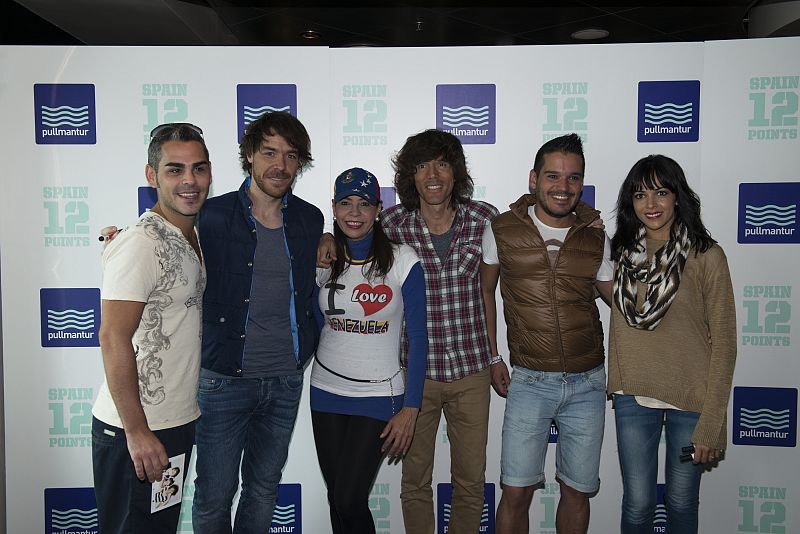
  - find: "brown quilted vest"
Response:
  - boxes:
[492,194,605,373]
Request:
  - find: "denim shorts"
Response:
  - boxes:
[500,364,606,493]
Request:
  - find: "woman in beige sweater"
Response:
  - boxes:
[608,155,736,534]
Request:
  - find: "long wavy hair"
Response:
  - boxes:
[392,129,474,211]
[611,154,715,260]
[329,211,395,285]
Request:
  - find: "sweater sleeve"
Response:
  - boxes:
[401,262,427,409]
[691,246,738,449]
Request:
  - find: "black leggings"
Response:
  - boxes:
[311,410,387,534]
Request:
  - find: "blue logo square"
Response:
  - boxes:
[738,182,800,244]
[437,483,495,534]
[655,484,667,532]
[272,483,302,533]
[548,421,559,444]
[138,186,158,215]
[733,386,797,447]
[237,84,297,143]
[637,80,700,143]
[436,84,496,144]
[581,185,595,208]
[40,288,101,347]
[380,186,397,209]
[34,84,96,145]
[44,487,98,534]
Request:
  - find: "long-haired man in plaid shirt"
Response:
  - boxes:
[384,129,507,534]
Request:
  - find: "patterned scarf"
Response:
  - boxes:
[613,222,691,330]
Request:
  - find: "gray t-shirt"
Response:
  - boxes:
[429,224,455,263]
[242,222,298,377]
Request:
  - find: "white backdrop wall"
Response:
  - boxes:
[1,38,798,533]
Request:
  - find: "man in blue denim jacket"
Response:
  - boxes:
[192,112,323,533]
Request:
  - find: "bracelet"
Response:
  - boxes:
[489,354,504,365]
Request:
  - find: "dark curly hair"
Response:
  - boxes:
[391,129,474,211]
[611,154,715,260]
[239,111,313,176]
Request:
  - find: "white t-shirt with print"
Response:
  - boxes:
[92,211,206,431]
[312,244,419,398]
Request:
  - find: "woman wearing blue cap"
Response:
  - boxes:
[311,167,428,534]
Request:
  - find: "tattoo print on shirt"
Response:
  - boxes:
[135,216,203,407]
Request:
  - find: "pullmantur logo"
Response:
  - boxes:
[380,187,397,209]
[738,182,799,244]
[436,84,496,144]
[733,386,797,447]
[44,487,97,534]
[655,484,667,533]
[437,483,495,533]
[271,483,301,533]
[637,80,700,143]
[40,288,100,348]
[237,84,297,143]
[581,185,595,208]
[34,84,96,144]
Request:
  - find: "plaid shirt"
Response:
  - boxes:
[381,200,498,382]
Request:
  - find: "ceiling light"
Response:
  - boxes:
[571,28,609,40]
[301,30,320,39]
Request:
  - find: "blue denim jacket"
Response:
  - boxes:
[197,177,323,376]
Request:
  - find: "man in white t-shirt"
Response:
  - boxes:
[480,133,612,534]
[91,123,211,533]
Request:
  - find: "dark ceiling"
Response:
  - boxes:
[3,0,798,47]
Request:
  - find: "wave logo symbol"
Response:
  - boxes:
[48,308,95,331]
[51,506,98,531]
[236,84,297,143]
[441,105,489,128]
[272,502,296,525]
[41,104,90,128]
[654,503,667,526]
[644,101,693,126]
[744,203,796,228]
[243,104,291,126]
[441,501,490,522]
[740,408,791,431]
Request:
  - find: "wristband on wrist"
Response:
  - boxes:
[489,354,504,365]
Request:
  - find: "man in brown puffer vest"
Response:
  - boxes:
[481,133,613,534]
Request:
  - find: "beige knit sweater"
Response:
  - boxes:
[607,240,737,450]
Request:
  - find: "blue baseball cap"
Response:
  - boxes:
[334,167,381,205]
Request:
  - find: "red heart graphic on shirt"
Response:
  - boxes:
[351,283,393,317]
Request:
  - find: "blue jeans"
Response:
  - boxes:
[614,394,704,534]
[192,371,303,534]
[501,364,606,493]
